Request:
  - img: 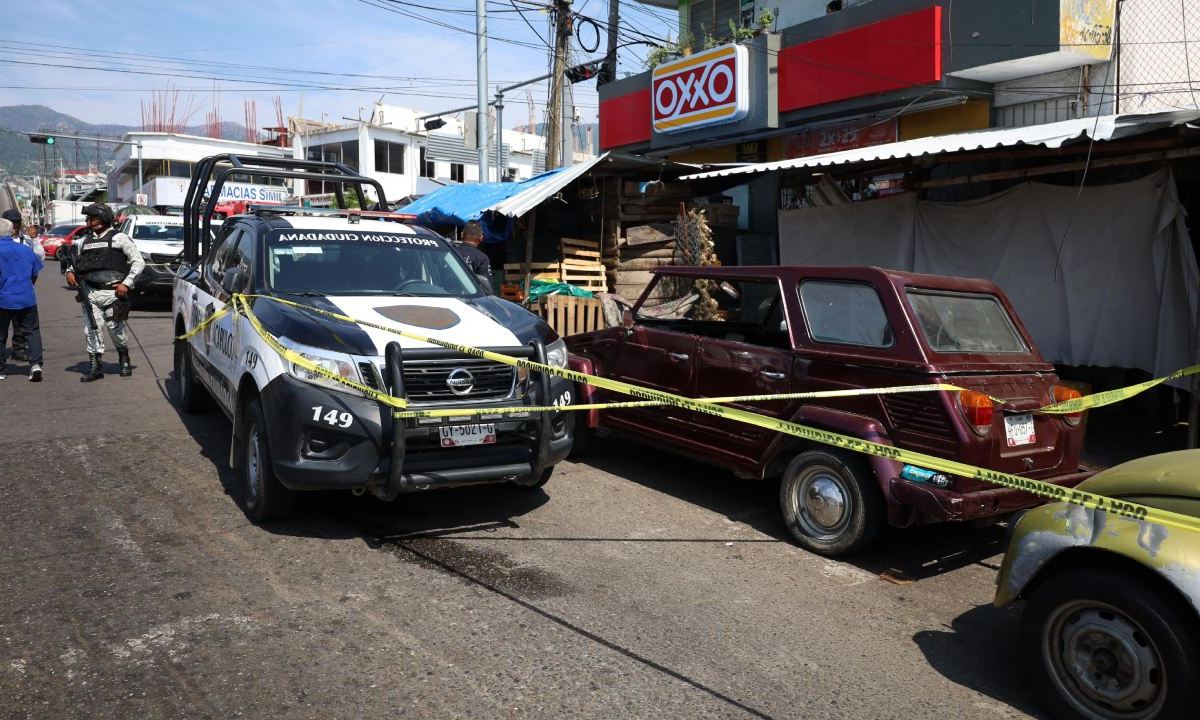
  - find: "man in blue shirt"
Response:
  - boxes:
[0,217,44,381]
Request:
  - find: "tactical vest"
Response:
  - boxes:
[74,228,131,286]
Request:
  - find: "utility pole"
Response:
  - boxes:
[545,0,572,169]
[476,0,490,183]
[604,0,620,86]
[494,87,504,181]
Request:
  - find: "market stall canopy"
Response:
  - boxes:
[400,153,699,226]
[681,111,1200,181]
[401,154,612,226]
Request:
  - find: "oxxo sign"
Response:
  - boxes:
[652,44,750,134]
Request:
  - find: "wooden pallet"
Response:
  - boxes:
[503,262,560,284]
[536,295,605,337]
[558,260,606,292]
[560,237,600,264]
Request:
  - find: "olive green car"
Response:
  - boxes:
[995,450,1200,720]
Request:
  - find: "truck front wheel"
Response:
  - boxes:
[238,397,296,522]
[779,449,882,557]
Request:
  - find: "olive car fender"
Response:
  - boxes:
[767,405,911,526]
[995,502,1200,620]
[567,353,602,430]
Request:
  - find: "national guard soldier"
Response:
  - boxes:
[63,203,144,382]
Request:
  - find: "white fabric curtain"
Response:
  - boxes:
[778,169,1200,379]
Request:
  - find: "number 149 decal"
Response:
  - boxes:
[312,405,353,428]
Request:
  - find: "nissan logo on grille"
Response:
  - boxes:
[445,368,476,396]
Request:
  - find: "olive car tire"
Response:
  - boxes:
[173,338,208,414]
[1021,567,1200,720]
[238,398,296,522]
[779,449,883,557]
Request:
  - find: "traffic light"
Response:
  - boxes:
[566,59,609,84]
[29,134,55,145]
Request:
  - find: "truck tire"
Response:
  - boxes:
[779,449,882,557]
[238,397,296,522]
[1021,566,1200,720]
[513,466,553,489]
[569,420,596,458]
[173,336,208,413]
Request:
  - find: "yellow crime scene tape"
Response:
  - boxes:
[176,296,409,409]
[231,294,1200,536]
[234,296,409,409]
[392,384,976,420]
[1038,364,1200,413]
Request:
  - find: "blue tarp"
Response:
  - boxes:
[400,166,572,230]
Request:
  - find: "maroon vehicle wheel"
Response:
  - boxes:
[779,449,883,557]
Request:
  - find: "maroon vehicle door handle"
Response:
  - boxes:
[759,369,786,380]
[668,351,690,362]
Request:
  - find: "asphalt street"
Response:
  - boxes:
[1,274,1046,719]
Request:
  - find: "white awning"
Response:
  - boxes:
[487,153,610,217]
[681,111,1200,181]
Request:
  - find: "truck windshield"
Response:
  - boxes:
[906,289,1027,354]
[266,229,479,297]
[133,224,184,240]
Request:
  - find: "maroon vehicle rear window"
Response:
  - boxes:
[906,289,1027,354]
[798,280,894,348]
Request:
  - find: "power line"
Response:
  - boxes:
[353,0,549,50]
[509,0,551,46]
[0,40,490,86]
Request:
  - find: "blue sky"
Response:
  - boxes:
[2,0,678,129]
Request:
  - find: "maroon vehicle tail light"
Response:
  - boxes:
[1051,384,1084,426]
[957,390,994,435]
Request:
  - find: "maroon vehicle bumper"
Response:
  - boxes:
[889,468,1094,522]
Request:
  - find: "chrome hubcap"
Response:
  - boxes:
[793,467,850,539]
[175,343,188,395]
[1045,600,1165,719]
[246,426,262,504]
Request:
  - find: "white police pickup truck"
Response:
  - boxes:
[172,155,574,521]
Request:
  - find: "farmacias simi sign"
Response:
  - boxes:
[652,44,749,134]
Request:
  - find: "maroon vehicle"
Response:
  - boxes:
[566,266,1092,556]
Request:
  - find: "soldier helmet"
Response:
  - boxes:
[82,203,115,226]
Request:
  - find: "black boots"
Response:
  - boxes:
[81,353,104,382]
[79,350,131,381]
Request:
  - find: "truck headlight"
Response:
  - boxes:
[140,251,152,261]
[545,338,568,368]
[281,340,362,395]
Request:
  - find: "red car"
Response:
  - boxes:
[566,266,1092,556]
[39,223,86,259]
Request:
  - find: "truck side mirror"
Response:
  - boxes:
[621,308,634,330]
[476,273,494,295]
[221,266,247,296]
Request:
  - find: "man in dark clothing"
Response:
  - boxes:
[0,217,44,381]
[2,209,41,361]
[452,221,493,291]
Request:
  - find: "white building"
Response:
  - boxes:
[291,102,590,205]
[108,132,290,206]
